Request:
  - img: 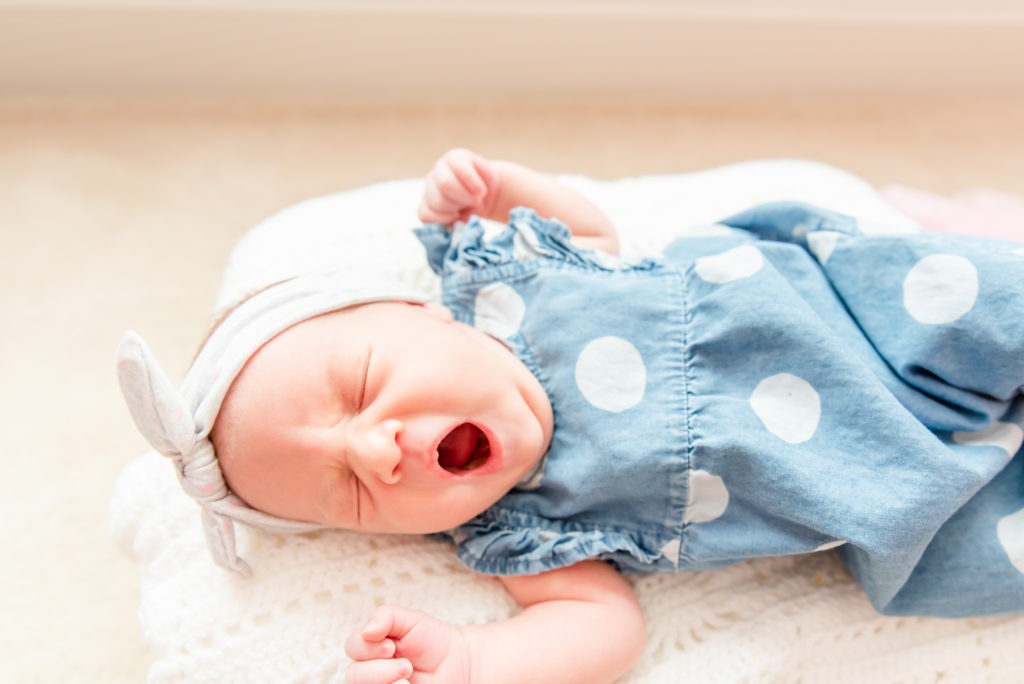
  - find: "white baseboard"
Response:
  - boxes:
[2,2,1022,97]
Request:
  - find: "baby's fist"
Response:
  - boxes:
[419,148,498,225]
[345,605,471,684]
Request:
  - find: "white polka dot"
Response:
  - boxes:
[806,231,842,265]
[953,421,1024,456]
[474,283,525,340]
[574,337,646,412]
[997,507,1024,573]
[694,244,764,284]
[902,254,979,324]
[660,538,681,566]
[513,225,545,261]
[749,373,821,444]
[685,469,730,523]
[815,540,846,552]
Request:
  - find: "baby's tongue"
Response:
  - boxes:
[438,423,478,470]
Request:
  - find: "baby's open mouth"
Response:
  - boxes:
[437,423,491,473]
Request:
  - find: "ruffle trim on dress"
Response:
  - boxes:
[416,207,654,277]
[446,505,665,576]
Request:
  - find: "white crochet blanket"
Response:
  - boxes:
[110,161,1024,683]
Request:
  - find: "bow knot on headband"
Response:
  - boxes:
[178,444,227,504]
[117,268,429,577]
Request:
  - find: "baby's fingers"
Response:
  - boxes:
[434,155,482,207]
[345,630,396,662]
[345,657,413,684]
[418,186,462,225]
[421,149,495,222]
[442,149,490,202]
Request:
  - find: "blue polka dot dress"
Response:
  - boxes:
[415,203,1024,618]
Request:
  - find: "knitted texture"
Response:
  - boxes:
[110,161,1024,683]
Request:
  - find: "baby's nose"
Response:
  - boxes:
[354,419,403,484]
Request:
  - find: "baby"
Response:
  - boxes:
[119,149,1024,684]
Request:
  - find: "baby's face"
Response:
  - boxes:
[212,301,552,534]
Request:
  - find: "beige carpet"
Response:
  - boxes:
[2,94,1022,683]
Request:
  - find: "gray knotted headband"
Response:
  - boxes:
[117,269,429,577]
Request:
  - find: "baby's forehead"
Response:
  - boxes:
[216,299,437,434]
[225,313,347,401]
[213,326,337,467]
[241,304,378,366]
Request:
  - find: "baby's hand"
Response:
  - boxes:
[345,605,472,684]
[419,148,498,226]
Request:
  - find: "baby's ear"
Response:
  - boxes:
[418,301,455,323]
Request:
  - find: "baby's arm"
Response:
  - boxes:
[345,560,646,684]
[419,148,620,254]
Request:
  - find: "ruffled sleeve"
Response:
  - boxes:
[414,222,455,276]
[445,507,665,576]
[415,208,629,277]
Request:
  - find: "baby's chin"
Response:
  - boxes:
[357,490,515,536]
